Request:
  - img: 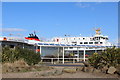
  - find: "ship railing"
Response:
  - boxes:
[37,43,113,48]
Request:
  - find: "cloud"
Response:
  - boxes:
[0,28,26,32]
[75,2,102,9]
[76,2,90,8]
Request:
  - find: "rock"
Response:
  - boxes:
[83,61,90,67]
[18,67,23,72]
[101,66,108,73]
[7,68,13,72]
[54,69,63,75]
[34,73,40,77]
[63,67,77,73]
[53,67,63,75]
[48,71,55,75]
[81,66,94,73]
[2,66,9,73]
[31,67,37,71]
[116,66,120,75]
[34,64,40,67]
[41,73,49,76]
[7,67,14,72]
[76,67,83,71]
[87,67,94,73]
[41,71,55,76]
[81,66,87,72]
[107,66,116,74]
[93,68,101,73]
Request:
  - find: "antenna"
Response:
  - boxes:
[34,30,36,35]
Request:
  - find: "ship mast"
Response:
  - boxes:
[95,28,101,35]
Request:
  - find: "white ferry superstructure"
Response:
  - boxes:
[36,28,113,47]
[0,28,115,63]
[52,28,111,45]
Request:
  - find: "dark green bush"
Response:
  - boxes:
[2,46,41,65]
[88,53,102,68]
[88,47,120,69]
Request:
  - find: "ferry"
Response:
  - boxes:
[0,28,115,63]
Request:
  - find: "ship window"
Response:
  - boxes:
[80,42,83,44]
[89,42,93,44]
[103,38,105,39]
[96,37,98,40]
[84,42,88,44]
[95,42,98,44]
[100,42,103,44]
[106,38,108,40]
[72,42,77,43]
[90,38,93,41]
[83,38,85,40]
[99,37,100,40]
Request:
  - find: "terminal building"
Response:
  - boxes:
[0,28,114,64]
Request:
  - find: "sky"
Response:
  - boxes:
[2,2,118,43]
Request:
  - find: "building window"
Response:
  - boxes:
[89,42,93,44]
[80,42,83,44]
[84,42,88,44]
[100,42,103,44]
[37,46,40,49]
[69,47,73,49]
[10,45,14,48]
[65,47,68,49]
[95,42,98,44]
[83,38,85,40]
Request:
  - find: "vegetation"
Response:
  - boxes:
[88,47,120,69]
[2,46,41,65]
